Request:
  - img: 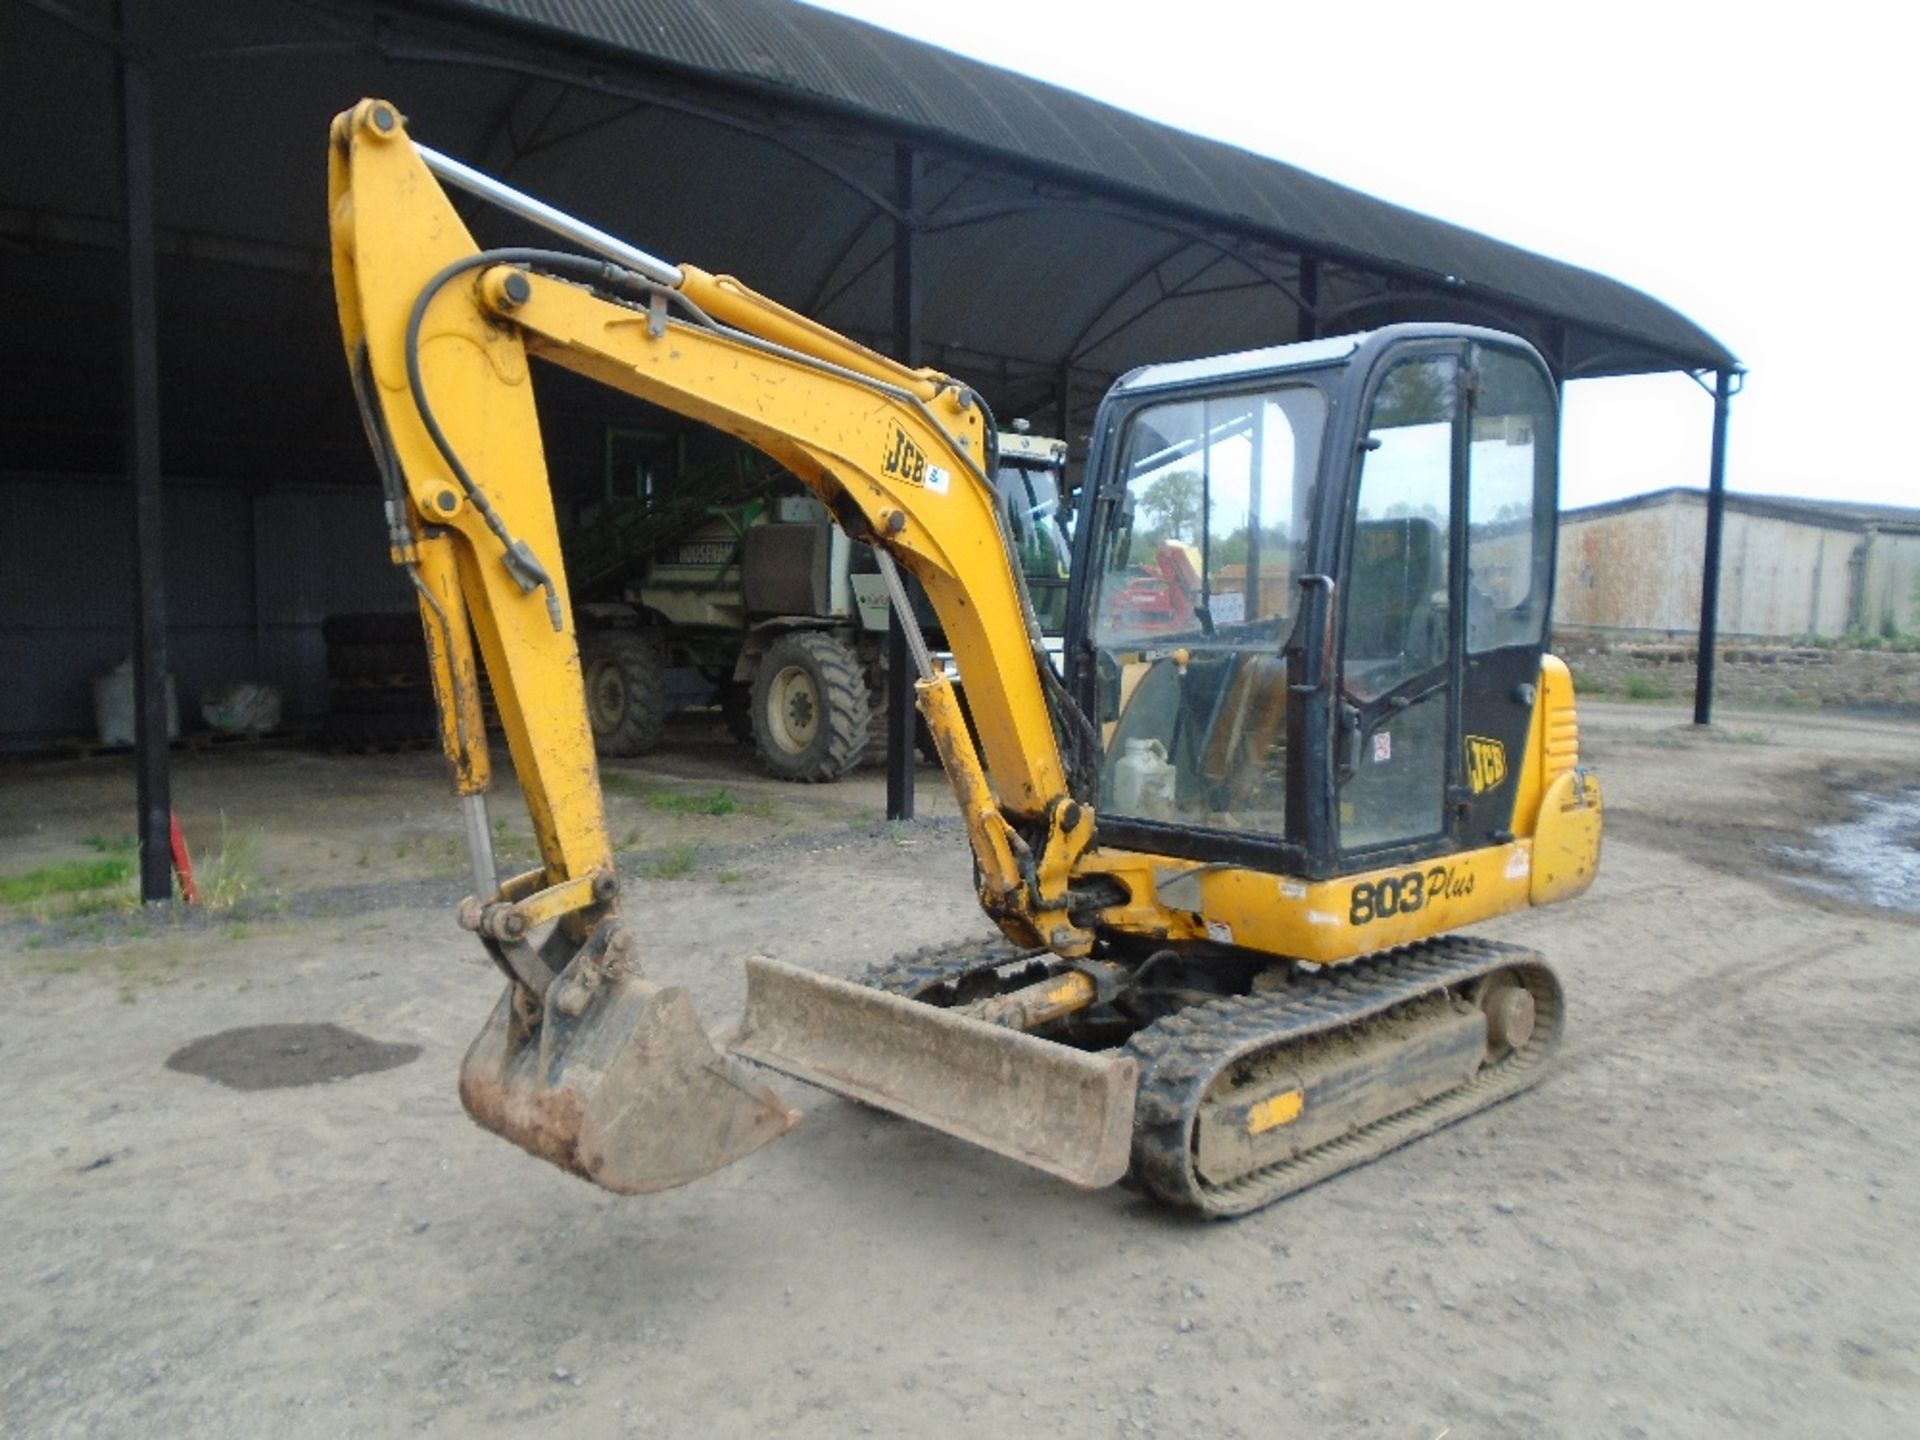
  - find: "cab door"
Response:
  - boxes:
[1332,340,1560,861]
[1455,343,1559,845]
[1335,347,1464,856]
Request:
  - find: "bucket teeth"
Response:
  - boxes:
[459,970,799,1195]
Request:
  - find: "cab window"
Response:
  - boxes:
[1466,349,1557,653]
[1089,385,1326,841]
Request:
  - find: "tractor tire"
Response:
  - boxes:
[580,629,667,758]
[750,631,870,782]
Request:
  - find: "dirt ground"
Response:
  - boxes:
[3,703,1918,1439]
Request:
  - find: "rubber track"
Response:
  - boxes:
[858,936,1047,1001]
[1124,935,1562,1218]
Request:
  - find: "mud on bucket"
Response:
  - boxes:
[459,969,799,1194]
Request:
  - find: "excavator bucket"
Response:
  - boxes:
[731,956,1138,1189]
[459,972,800,1194]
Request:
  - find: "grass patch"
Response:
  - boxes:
[1621,674,1673,701]
[196,820,260,911]
[1727,727,1776,745]
[647,787,737,817]
[716,869,746,885]
[66,890,138,918]
[0,855,135,905]
[1796,630,1920,654]
[605,772,782,819]
[635,845,700,880]
[604,774,743,818]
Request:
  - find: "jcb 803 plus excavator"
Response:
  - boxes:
[329,101,1601,1217]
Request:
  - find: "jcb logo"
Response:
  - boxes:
[881,423,928,485]
[1465,735,1508,794]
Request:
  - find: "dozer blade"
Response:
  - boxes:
[460,972,800,1194]
[730,956,1138,1189]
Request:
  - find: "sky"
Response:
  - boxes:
[806,0,1914,510]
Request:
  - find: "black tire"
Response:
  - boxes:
[580,630,667,757]
[750,631,870,782]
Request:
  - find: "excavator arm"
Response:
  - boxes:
[329,99,1126,1191]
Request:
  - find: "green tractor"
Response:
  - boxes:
[567,426,1072,783]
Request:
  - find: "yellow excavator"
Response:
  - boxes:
[329,100,1602,1217]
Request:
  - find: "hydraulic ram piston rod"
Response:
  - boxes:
[415,143,684,289]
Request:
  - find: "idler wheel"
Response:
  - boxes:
[1480,975,1536,1055]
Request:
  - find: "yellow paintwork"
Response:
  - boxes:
[1247,1090,1304,1134]
[330,98,1083,955]
[1530,769,1604,904]
[486,268,1069,823]
[329,99,1601,981]
[1074,651,1602,966]
[1506,653,1581,833]
[916,673,1039,936]
[329,102,610,922]
[675,268,945,404]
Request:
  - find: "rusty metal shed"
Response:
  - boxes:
[0,0,1739,893]
[1558,490,1920,641]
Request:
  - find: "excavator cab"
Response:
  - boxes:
[1069,328,1560,880]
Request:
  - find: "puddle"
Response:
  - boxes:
[166,1023,420,1090]
[1779,789,1920,913]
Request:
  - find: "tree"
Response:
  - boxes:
[1139,469,1201,542]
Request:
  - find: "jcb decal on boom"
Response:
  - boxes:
[882,422,929,485]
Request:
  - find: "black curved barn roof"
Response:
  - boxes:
[426,0,1735,375]
[0,0,1734,495]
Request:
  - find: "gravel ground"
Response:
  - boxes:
[3,703,1918,1438]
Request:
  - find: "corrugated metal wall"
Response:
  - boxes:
[0,475,408,744]
[1556,494,1696,633]
[1861,532,1920,638]
[1554,494,1903,640]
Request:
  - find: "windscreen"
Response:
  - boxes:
[1089,384,1327,840]
[1093,388,1323,645]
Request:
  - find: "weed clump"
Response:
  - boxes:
[636,845,700,880]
